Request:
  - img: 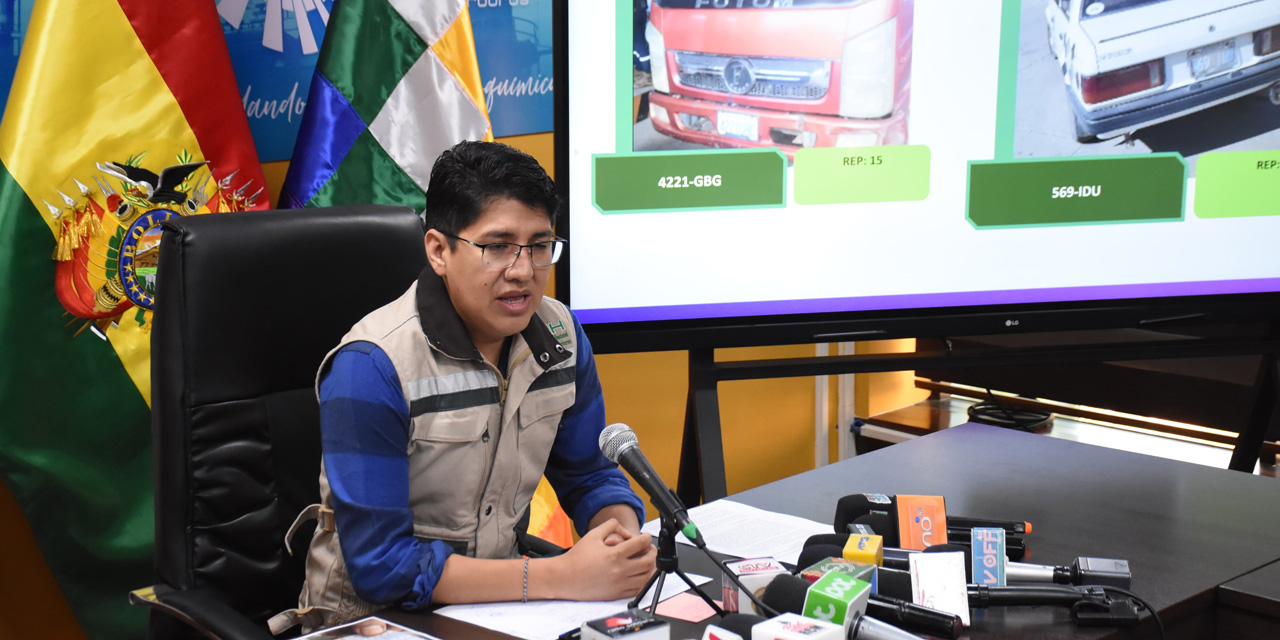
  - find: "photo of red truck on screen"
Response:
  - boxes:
[638,0,914,158]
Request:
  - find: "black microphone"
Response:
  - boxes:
[845,538,1127,590]
[853,513,898,544]
[598,423,705,548]
[716,613,768,637]
[760,574,928,640]
[876,569,1144,627]
[1008,556,1132,589]
[793,544,963,639]
[866,594,964,640]
[820,534,1113,589]
[828,513,1028,561]
[948,515,1031,535]
[874,566,915,601]
[834,494,1030,558]
[835,494,1032,536]
[835,495,899,537]
[796,543,847,570]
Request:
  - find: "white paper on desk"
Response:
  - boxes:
[298,616,440,639]
[640,500,830,566]
[909,551,971,626]
[434,573,709,640]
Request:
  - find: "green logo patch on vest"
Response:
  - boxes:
[547,320,572,347]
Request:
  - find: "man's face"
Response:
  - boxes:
[426,197,554,359]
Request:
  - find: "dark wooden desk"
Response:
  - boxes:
[387,423,1280,639]
[1217,560,1280,639]
[729,422,1280,639]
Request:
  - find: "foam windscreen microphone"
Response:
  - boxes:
[834,495,899,537]
[703,613,767,640]
[795,544,847,571]
[854,513,898,545]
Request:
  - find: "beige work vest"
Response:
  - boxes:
[282,280,578,631]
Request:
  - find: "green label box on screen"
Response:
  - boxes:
[793,145,931,205]
[967,154,1186,229]
[593,149,786,214]
[1194,150,1280,219]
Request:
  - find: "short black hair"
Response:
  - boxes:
[423,141,558,243]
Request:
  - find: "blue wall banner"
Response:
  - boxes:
[219,0,331,162]
[470,0,554,138]
[0,0,551,161]
[0,2,34,113]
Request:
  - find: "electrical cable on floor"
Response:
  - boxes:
[941,337,1053,431]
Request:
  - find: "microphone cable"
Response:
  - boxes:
[967,397,1052,431]
[1084,586,1166,640]
[941,337,1053,432]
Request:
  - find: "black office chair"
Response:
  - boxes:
[132,205,428,640]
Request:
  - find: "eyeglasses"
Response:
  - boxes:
[446,234,567,269]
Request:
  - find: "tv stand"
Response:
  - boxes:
[675,333,1280,506]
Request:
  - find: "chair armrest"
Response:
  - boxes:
[130,584,274,640]
[518,533,567,558]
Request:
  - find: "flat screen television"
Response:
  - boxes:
[554,0,1280,354]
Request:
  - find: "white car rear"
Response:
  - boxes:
[1047,0,1280,140]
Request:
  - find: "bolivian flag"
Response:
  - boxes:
[0,1,266,639]
[281,0,573,547]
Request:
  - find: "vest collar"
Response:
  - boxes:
[415,267,571,370]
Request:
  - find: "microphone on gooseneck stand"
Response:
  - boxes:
[599,423,705,548]
[598,423,778,618]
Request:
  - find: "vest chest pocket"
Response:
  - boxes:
[518,381,575,434]
[513,382,575,510]
[407,408,496,529]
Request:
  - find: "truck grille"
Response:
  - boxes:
[673,51,830,100]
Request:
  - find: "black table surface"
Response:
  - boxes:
[728,422,1280,639]
[1219,559,1280,619]
[387,422,1280,640]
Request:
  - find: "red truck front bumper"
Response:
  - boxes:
[648,91,908,159]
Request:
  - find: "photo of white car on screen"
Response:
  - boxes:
[1016,0,1280,167]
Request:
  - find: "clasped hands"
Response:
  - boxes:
[555,517,657,602]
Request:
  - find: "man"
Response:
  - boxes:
[286,141,655,630]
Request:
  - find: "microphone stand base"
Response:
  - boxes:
[628,517,724,617]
